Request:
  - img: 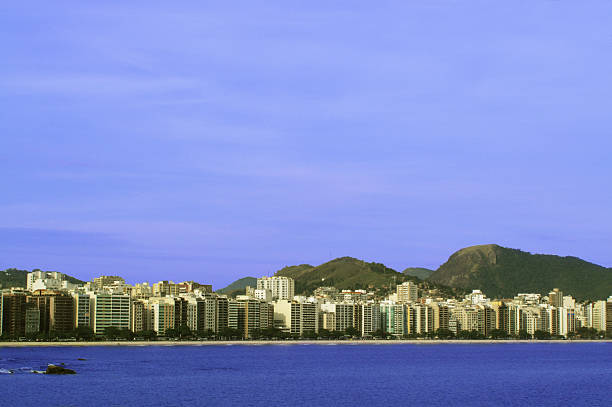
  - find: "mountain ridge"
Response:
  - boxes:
[427,244,612,300]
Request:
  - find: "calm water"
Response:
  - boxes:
[1,343,611,406]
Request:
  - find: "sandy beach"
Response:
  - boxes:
[1,339,610,347]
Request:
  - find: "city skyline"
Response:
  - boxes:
[2,1,612,287]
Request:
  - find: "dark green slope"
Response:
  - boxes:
[427,244,612,300]
[216,277,257,295]
[274,257,462,297]
[402,267,435,280]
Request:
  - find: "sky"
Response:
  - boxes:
[1,1,611,287]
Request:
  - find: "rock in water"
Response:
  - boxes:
[46,364,76,375]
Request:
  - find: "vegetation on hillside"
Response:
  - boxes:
[216,276,257,296]
[402,267,434,280]
[427,244,612,301]
[275,257,465,298]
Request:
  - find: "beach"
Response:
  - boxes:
[1,339,610,347]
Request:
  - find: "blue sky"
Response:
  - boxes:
[1,1,611,287]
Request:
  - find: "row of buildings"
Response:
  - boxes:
[2,272,612,339]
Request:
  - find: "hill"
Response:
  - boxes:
[0,268,84,289]
[402,267,434,280]
[427,244,612,301]
[216,277,257,296]
[275,257,463,298]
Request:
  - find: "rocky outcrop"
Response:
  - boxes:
[45,364,76,374]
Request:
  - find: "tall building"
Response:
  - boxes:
[148,298,176,335]
[2,292,27,337]
[592,301,607,332]
[397,282,418,303]
[274,300,318,336]
[361,304,381,336]
[25,306,40,334]
[606,300,612,337]
[92,276,125,291]
[257,276,294,300]
[185,297,205,333]
[548,288,563,308]
[90,293,131,335]
[131,300,146,333]
[72,293,92,328]
[27,271,67,291]
[216,296,229,333]
[380,303,407,336]
[153,281,179,297]
[477,306,497,336]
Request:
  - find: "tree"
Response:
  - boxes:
[517,330,532,340]
[135,330,157,341]
[104,326,121,340]
[434,328,455,340]
[489,329,508,340]
[344,326,361,338]
[533,330,551,340]
[73,326,95,341]
[301,330,317,339]
[371,329,389,339]
[165,328,179,338]
[178,324,192,339]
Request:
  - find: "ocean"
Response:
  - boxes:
[1,343,611,406]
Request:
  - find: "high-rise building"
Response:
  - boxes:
[73,293,92,328]
[256,276,294,300]
[397,282,419,303]
[592,301,607,332]
[274,300,318,336]
[131,300,146,333]
[146,297,176,335]
[606,300,612,337]
[92,276,125,291]
[477,305,497,336]
[152,281,179,297]
[2,292,27,337]
[548,288,563,308]
[380,303,407,336]
[185,297,206,334]
[360,304,381,337]
[27,271,68,291]
[90,293,131,335]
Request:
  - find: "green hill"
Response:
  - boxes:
[402,267,434,280]
[216,277,257,296]
[0,268,84,289]
[274,257,463,298]
[427,244,612,301]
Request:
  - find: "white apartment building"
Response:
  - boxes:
[27,271,71,291]
[397,282,418,303]
[257,276,294,300]
[90,293,131,334]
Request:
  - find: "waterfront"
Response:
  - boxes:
[2,343,611,406]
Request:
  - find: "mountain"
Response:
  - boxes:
[216,277,257,296]
[402,267,434,280]
[0,268,84,289]
[274,257,463,297]
[427,244,612,301]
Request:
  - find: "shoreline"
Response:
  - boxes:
[1,339,610,347]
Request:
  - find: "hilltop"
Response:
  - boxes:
[402,267,434,280]
[427,244,612,301]
[275,257,463,298]
[216,277,257,296]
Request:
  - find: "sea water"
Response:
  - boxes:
[1,343,611,406]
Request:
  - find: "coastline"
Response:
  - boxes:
[1,339,610,347]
